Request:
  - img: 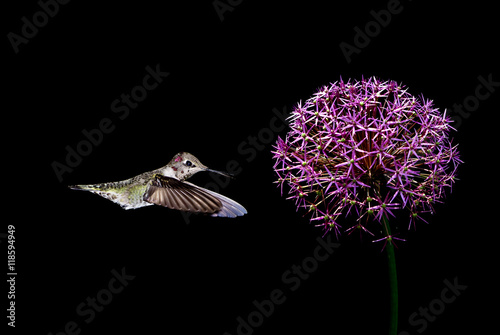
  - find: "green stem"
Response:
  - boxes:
[382,214,398,335]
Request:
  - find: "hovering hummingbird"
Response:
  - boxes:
[69,152,247,217]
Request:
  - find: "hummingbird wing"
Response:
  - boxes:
[143,175,221,214]
[183,182,248,218]
[143,174,247,217]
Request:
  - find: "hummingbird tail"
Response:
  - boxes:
[68,183,108,191]
[68,182,130,207]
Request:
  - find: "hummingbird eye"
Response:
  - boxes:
[185,160,193,167]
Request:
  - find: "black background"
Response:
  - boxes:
[4,0,499,334]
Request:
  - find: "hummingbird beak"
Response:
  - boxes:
[205,168,235,179]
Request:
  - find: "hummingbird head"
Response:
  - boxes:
[168,152,233,181]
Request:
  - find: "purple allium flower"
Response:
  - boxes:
[272,77,462,242]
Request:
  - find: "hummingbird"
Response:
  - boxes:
[68,152,247,217]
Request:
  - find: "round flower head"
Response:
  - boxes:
[272,77,461,242]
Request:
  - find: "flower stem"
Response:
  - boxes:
[382,214,398,335]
